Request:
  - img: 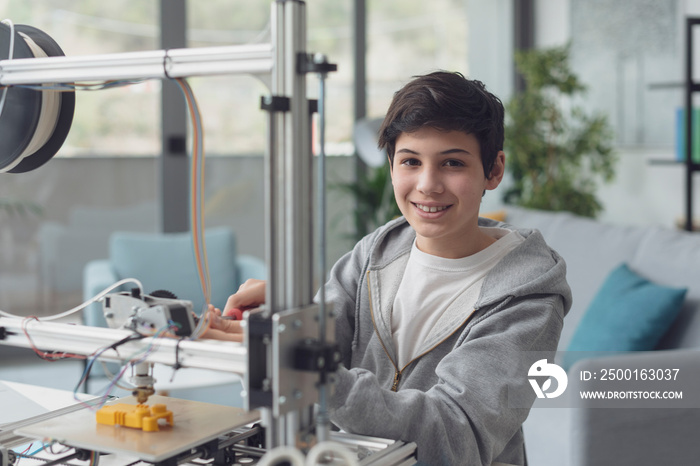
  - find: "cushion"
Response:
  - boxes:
[563,263,687,370]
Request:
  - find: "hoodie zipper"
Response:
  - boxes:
[391,371,402,391]
[367,271,478,392]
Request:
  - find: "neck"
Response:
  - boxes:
[416,229,496,259]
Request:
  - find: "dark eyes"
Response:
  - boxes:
[400,158,465,167]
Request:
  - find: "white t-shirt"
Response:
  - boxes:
[391,227,524,368]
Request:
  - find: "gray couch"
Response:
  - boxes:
[503,206,700,466]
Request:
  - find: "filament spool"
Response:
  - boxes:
[0,23,75,173]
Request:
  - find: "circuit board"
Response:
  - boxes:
[14,395,260,463]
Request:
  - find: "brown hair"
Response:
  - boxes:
[378,71,504,178]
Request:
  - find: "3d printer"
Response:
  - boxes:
[0,2,417,465]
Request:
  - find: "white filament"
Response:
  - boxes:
[0,28,62,173]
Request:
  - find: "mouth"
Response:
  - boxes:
[413,203,451,214]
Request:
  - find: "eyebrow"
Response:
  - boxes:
[395,148,473,156]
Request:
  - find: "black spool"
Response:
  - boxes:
[0,23,75,173]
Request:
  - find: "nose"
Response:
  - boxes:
[416,166,443,195]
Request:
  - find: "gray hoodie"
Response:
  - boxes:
[326,216,572,465]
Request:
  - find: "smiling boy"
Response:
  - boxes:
[215,71,572,465]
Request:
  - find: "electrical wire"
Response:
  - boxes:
[173,77,212,319]
[74,332,144,392]
[2,79,147,92]
[74,323,176,410]
[20,316,88,361]
[0,277,143,321]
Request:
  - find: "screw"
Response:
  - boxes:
[278,324,286,333]
[279,396,287,405]
[293,390,303,400]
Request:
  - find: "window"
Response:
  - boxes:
[4,1,471,158]
[187,0,471,157]
[4,0,160,157]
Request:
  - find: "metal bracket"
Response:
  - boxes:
[272,303,335,416]
[244,309,274,410]
[297,53,338,75]
[260,95,290,113]
[0,446,10,466]
[293,338,340,376]
[244,304,336,416]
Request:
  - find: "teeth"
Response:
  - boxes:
[416,204,447,213]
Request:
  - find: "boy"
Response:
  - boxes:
[209,71,571,465]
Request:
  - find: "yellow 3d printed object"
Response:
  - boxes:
[96,403,174,432]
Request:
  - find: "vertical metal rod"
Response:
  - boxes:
[261,408,275,451]
[283,0,312,446]
[263,0,313,450]
[285,410,299,446]
[315,60,331,444]
[352,0,368,237]
[159,0,189,233]
[283,0,312,309]
[260,1,285,450]
[267,0,286,314]
[686,18,694,232]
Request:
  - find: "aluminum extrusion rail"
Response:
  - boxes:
[0,43,273,85]
[0,317,247,375]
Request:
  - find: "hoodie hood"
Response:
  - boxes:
[365,216,572,321]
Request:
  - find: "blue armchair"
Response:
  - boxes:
[82,227,266,328]
[80,227,262,406]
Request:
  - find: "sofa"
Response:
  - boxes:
[501,206,700,466]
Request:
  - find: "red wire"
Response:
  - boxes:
[21,317,87,361]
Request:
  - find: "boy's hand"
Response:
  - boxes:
[223,279,266,317]
[199,305,244,342]
[198,279,267,342]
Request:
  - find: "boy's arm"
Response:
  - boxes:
[322,236,370,368]
[329,294,565,465]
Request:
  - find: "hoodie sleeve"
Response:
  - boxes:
[329,292,566,465]
[322,229,376,368]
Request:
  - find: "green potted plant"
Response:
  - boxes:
[504,44,616,218]
[332,162,401,243]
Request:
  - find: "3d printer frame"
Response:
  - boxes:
[0,1,417,464]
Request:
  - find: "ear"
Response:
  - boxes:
[485,151,505,190]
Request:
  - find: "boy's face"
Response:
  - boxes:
[390,127,504,258]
